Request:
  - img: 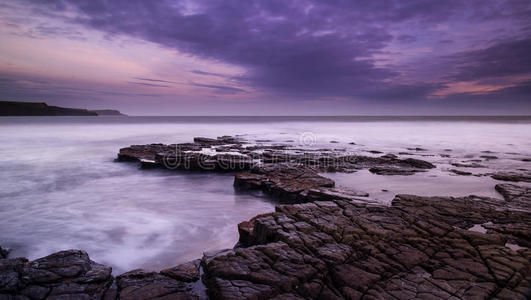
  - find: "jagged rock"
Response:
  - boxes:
[202,194,531,299]
[0,250,113,299]
[160,259,201,282]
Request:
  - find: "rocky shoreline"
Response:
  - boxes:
[1,136,530,299]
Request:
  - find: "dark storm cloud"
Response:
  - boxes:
[32,0,530,102]
[21,0,453,98]
[445,38,531,81]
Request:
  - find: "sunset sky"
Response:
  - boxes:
[0,0,530,115]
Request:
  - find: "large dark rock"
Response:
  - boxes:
[202,193,531,299]
[0,250,114,299]
[0,251,205,299]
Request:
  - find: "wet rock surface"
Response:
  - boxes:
[203,193,531,299]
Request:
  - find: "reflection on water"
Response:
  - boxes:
[0,116,529,274]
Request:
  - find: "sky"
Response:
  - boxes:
[0,0,530,115]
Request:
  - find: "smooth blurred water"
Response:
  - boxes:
[0,116,530,274]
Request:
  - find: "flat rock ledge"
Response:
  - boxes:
[117,136,435,202]
[202,186,531,300]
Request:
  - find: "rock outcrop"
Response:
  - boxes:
[118,136,435,201]
[0,251,205,299]
[0,250,114,299]
[202,192,531,299]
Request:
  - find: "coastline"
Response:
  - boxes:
[1,135,530,299]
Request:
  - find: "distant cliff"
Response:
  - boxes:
[88,109,125,116]
[0,101,124,116]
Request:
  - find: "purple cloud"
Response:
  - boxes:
[1,0,530,114]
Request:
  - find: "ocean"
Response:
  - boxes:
[0,116,530,274]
